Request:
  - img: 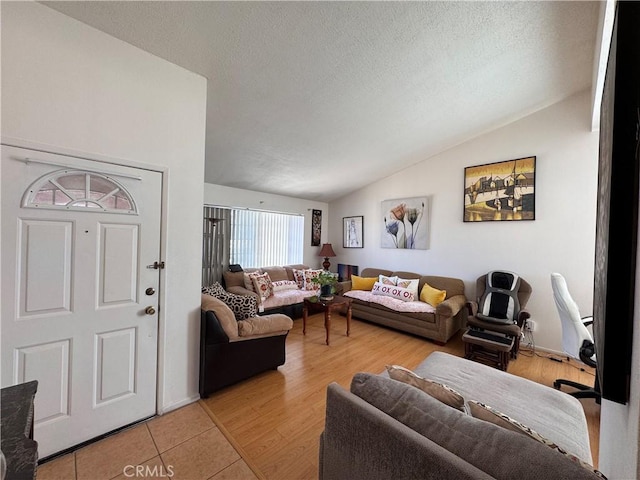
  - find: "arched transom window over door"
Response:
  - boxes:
[22,169,138,214]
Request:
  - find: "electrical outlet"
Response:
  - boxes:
[524,320,536,332]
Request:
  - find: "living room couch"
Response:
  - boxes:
[223,264,319,318]
[320,351,603,479]
[199,294,293,396]
[340,267,467,344]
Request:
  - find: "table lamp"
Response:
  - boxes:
[319,243,336,270]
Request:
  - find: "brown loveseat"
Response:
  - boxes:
[340,267,467,344]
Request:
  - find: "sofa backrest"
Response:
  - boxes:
[360,268,393,279]
[325,374,604,480]
[262,266,289,282]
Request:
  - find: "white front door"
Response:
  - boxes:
[1,144,162,458]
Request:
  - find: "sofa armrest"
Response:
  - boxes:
[466,300,478,317]
[238,314,293,336]
[436,294,466,317]
[226,285,260,301]
[338,280,352,294]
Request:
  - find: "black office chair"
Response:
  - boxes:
[550,273,601,403]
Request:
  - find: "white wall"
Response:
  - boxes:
[329,90,599,353]
[1,3,207,412]
[203,183,330,269]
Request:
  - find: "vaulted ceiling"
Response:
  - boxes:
[44,1,601,202]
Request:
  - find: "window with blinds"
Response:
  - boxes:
[230,208,304,268]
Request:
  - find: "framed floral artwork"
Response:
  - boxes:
[343,216,364,248]
[381,197,428,249]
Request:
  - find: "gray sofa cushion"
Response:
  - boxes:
[415,352,593,464]
[351,373,603,479]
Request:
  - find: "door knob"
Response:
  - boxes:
[145,306,156,315]
[145,288,156,296]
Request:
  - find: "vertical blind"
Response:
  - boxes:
[230,209,304,268]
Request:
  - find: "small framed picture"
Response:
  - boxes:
[343,216,364,248]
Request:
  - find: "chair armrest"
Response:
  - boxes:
[436,294,466,317]
[517,308,531,328]
[466,300,478,317]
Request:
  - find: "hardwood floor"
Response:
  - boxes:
[201,314,600,479]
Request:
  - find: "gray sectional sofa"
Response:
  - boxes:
[320,352,602,480]
[340,267,468,344]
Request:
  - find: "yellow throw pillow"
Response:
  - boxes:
[420,282,446,306]
[351,275,378,291]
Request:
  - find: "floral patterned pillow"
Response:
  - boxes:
[243,271,263,292]
[251,272,274,301]
[292,269,307,289]
[303,269,323,291]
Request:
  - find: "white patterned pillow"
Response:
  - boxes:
[292,269,307,289]
[201,283,258,320]
[243,271,263,292]
[378,274,398,286]
[397,277,419,298]
[251,272,274,301]
[272,280,299,292]
[371,281,415,302]
[303,269,323,291]
[468,401,607,479]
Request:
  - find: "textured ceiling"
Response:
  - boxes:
[43,1,599,202]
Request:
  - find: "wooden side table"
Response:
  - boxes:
[303,296,352,345]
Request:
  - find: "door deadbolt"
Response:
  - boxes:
[145,306,156,315]
[145,287,156,296]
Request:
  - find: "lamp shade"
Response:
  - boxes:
[319,243,336,257]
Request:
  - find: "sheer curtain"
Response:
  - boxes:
[230,208,304,268]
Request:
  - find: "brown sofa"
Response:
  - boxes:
[340,267,467,344]
[222,264,313,318]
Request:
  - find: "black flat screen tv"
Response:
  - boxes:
[593,1,640,405]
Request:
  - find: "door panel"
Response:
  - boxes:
[2,144,162,457]
[95,328,136,405]
[19,219,73,316]
[15,339,71,425]
[99,223,139,306]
